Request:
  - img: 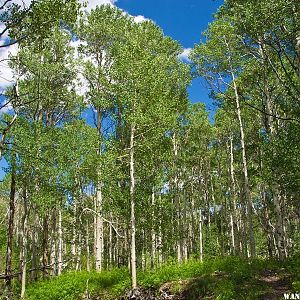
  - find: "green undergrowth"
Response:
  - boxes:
[25,268,130,300]
[25,255,300,300]
[138,256,290,300]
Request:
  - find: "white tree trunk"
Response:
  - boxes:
[231,71,256,258]
[229,136,239,254]
[199,209,203,262]
[130,123,137,289]
[172,133,182,263]
[76,232,82,271]
[95,108,104,272]
[86,218,90,272]
[95,181,103,271]
[57,205,63,275]
[50,208,57,276]
[20,189,28,299]
[31,213,39,281]
[158,194,163,265]
[151,188,156,268]
[71,201,77,268]
[109,212,113,269]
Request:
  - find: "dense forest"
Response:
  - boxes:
[0,0,299,299]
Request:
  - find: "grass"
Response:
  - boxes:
[24,255,300,300]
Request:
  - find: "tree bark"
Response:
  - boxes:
[231,71,256,258]
[20,188,28,299]
[199,209,203,262]
[50,207,57,276]
[151,187,156,268]
[273,190,287,259]
[109,212,113,270]
[71,197,77,269]
[57,204,63,275]
[130,123,137,289]
[5,160,16,300]
[95,108,104,272]
[31,212,39,281]
[42,215,49,278]
[86,218,90,272]
[172,133,182,263]
[229,136,239,255]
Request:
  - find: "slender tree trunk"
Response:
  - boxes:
[229,136,239,254]
[151,188,156,268]
[130,123,137,289]
[57,204,63,275]
[190,183,196,254]
[42,215,49,278]
[71,198,77,268]
[95,108,104,272]
[86,218,90,272]
[115,225,119,267]
[141,229,146,272]
[258,145,275,257]
[31,212,39,281]
[76,232,82,271]
[199,209,203,262]
[109,212,113,270]
[124,229,130,269]
[240,206,248,257]
[172,133,182,263]
[50,207,57,275]
[209,174,215,229]
[273,190,287,259]
[182,188,188,262]
[260,185,276,257]
[5,161,16,300]
[158,194,163,265]
[20,188,28,299]
[231,71,256,258]
[95,178,104,271]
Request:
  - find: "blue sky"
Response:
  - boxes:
[117,0,221,48]
[116,0,223,115]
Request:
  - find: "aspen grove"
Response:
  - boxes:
[0,0,299,299]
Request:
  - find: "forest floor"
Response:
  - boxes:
[259,269,292,300]
[120,268,293,300]
[23,256,300,300]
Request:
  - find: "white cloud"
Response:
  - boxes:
[6,0,116,13]
[133,15,149,23]
[80,0,117,11]
[0,0,29,90]
[0,0,151,92]
[8,0,116,10]
[178,48,192,63]
[73,71,89,97]
[80,0,150,24]
[0,44,18,91]
[69,39,88,59]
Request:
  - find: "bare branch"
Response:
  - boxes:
[81,208,125,238]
